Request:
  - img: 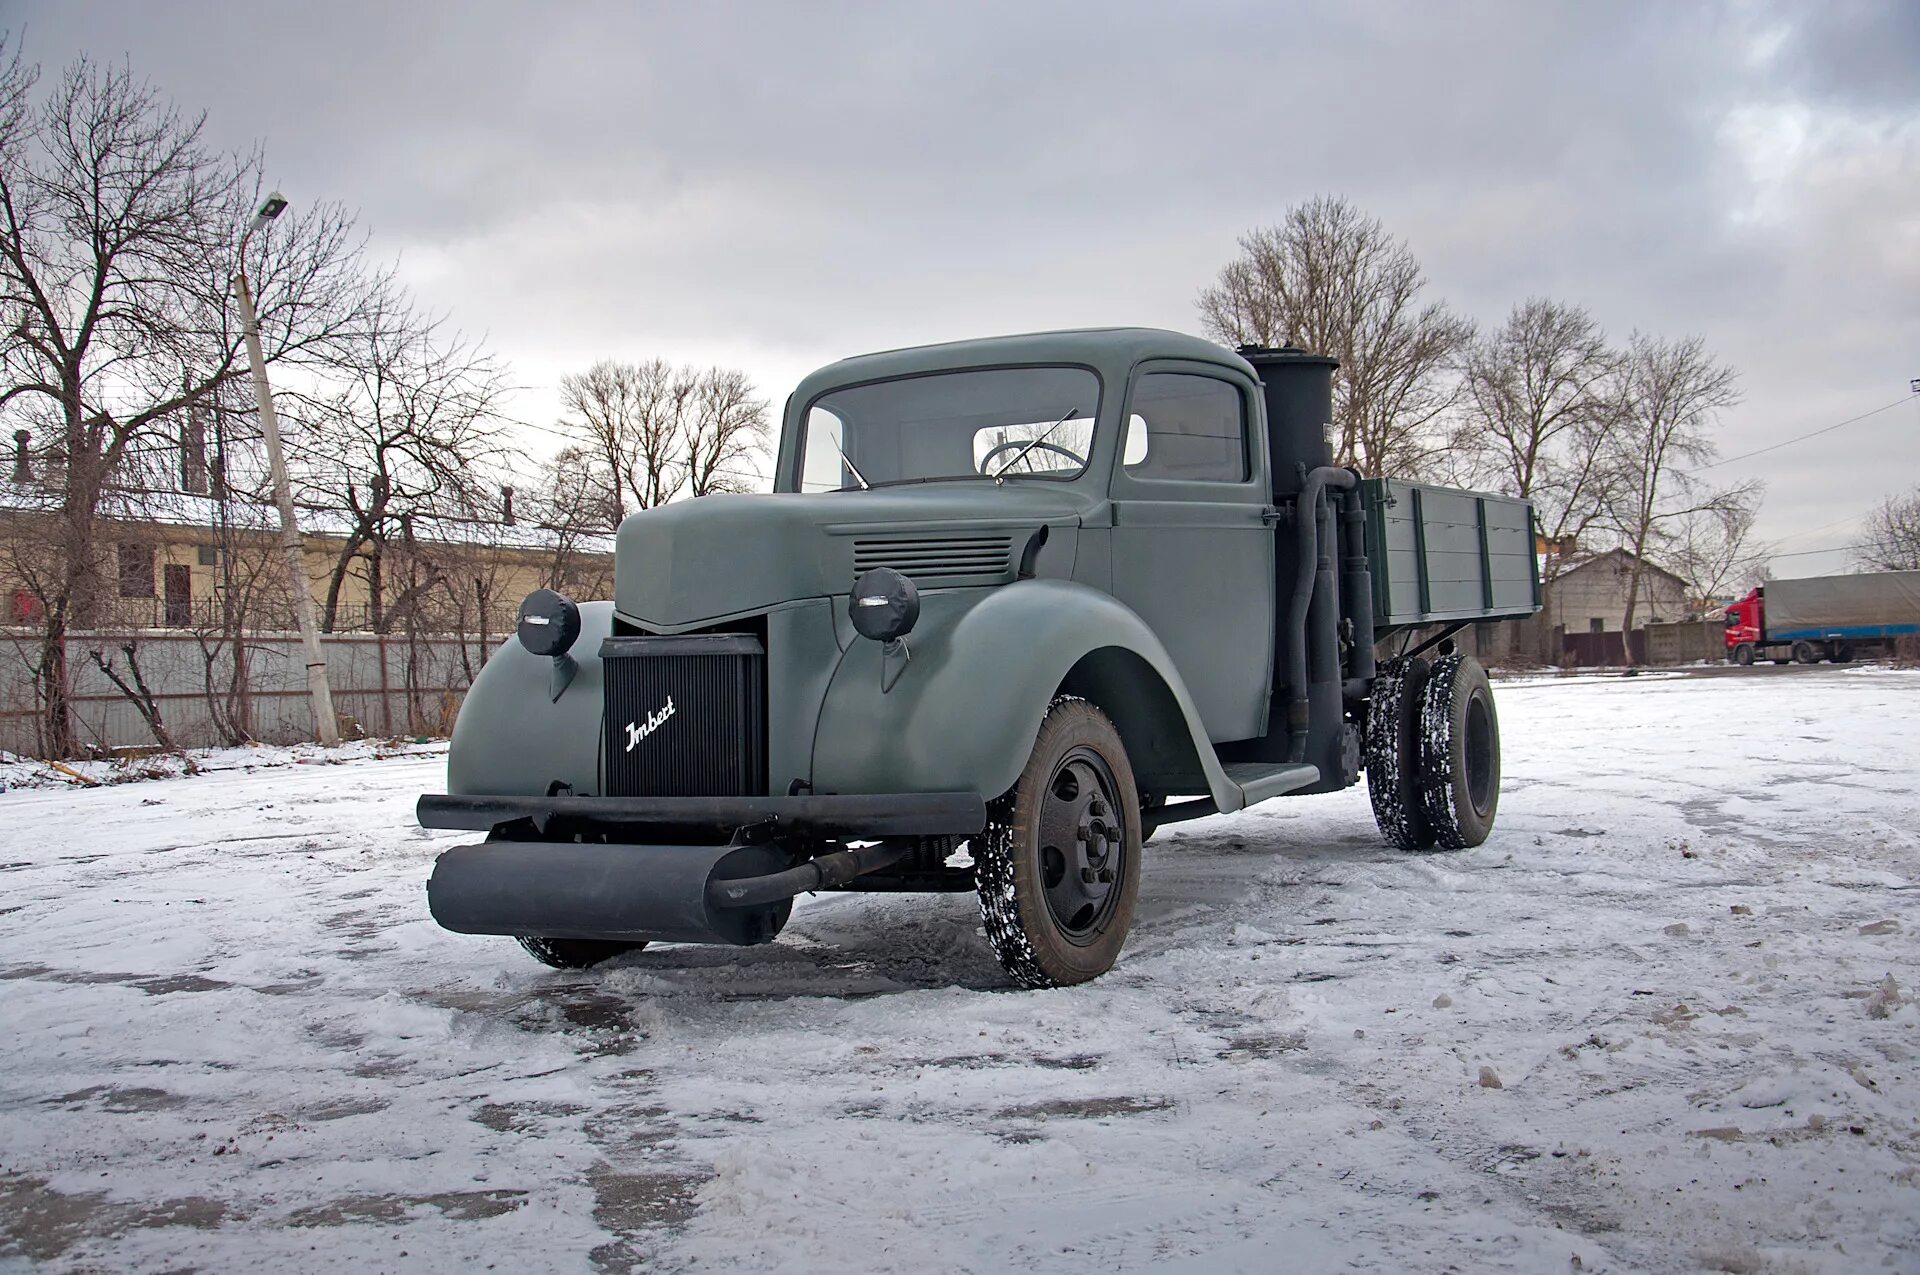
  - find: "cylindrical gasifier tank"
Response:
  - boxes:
[1235,346,1348,786]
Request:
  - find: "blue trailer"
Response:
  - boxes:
[1725,569,1920,664]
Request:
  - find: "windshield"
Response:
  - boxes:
[797,366,1101,492]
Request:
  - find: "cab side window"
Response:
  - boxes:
[1123,373,1248,483]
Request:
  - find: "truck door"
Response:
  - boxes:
[1107,364,1273,742]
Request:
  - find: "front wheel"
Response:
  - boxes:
[1730,643,1754,666]
[515,936,648,970]
[1138,794,1167,842]
[975,698,1142,988]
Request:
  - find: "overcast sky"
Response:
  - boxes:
[12,1,1918,571]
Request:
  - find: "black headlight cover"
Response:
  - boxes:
[849,568,920,643]
[517,588,581,657]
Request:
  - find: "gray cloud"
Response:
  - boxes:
[15,0,1918,568]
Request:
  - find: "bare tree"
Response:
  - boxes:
[555,358,768,526]
[88,640,195,767]
[0,43,388,755]
[1605,333,1750,664]
[281,310,511,632]
[1457,300,1617,503]
[1853,487,1920,571]
[1197,196,1473,477]
[1452,299,1624,656]
[1665,491,1770,606]
[687,366,767,496]
[531,443,620,593]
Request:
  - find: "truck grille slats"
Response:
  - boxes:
[852,535,1015,584]
[600,635,765,798]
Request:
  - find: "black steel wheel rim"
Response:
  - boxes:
[1034,745,1126,944]
[1464,691,1495,817]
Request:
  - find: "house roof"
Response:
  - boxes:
[0,481,614,556]
[1559,547,1689,590]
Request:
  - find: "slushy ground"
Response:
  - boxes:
[3,666,1917,1273]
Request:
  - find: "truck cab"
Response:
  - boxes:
[423,328,1540,987]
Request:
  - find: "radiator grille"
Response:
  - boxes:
[600,634,765,797]
[852,534,1015,585]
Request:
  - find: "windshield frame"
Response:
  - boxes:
[790,361,1106,494]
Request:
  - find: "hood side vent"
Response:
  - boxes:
[852,535,1015,586]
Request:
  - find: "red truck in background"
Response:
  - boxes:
[1726,569,1920,665]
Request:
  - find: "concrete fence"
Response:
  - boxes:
[0,628,498,757]
[1644,619,1726,667]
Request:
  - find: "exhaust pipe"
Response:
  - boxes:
[426,837,918,947]
[429,838,794,946]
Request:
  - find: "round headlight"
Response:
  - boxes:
[517,588,581,657]
[850,568,920,643]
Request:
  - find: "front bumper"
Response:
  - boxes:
[416,791,987,840]
[421,791,987,947]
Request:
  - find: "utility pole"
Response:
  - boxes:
[235,192,339,746]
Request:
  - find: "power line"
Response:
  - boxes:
[1769,511,1864,546]
[1769,540,1887,561]
[1699,396,1912,471]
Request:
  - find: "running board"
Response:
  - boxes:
[1221,761,1320,806]
[1160,761,1320,827]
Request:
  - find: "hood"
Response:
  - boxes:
[614,484,1089,630]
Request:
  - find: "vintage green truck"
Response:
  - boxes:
[422,329,1539,987]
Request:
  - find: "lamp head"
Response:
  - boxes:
[250,192,289,233]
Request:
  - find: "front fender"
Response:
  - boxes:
[809,580,1243,810]
[447,602,612,797]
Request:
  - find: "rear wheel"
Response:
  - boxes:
[515,936,648,970]
[1731,643,1754,666]
[1366,656,1434,851]
[976,698,1142,988]
[1792,640,1819,665]
[1415,654,1501,849]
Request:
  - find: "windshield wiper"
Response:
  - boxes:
[862,474,981,489]
[833,439,871,490]
[992,408,1079,484]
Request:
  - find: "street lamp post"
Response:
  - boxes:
[235,192,339,747]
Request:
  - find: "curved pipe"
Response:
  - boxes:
[1285,466,1359,762]
[707,842,912,910]
[1339,468,1375,689]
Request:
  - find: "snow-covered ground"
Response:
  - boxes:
[2,666,1917,1273]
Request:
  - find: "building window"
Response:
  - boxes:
[1588,617,1605,635]
[181,416,209,495]
[118,543,155,598]
[197,545,218,567]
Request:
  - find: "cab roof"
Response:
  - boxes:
[789,327,1254,406]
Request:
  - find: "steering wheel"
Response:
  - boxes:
[978,438,1087,475]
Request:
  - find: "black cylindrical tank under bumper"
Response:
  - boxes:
[427,839,790,946]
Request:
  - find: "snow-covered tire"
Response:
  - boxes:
[1415,654,1500,849]
[1366,656,1434,851]
[975,698,1142,989]
[515,936,647,970]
